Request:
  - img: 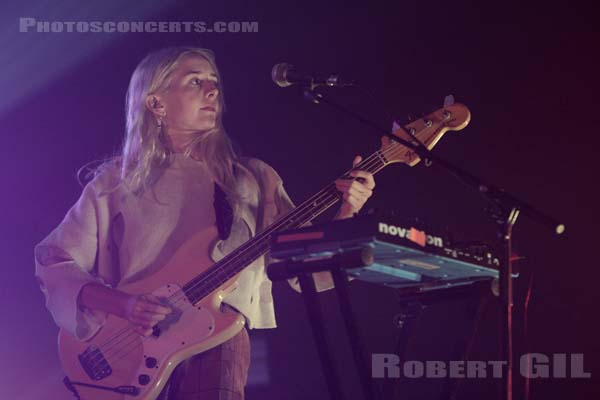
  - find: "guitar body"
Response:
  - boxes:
[58,226,245,400]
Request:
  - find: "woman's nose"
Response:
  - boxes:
[204,81,219,99]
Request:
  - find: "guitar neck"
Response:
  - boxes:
[183,149,391,303]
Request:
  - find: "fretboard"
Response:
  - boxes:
[183,149,390,303]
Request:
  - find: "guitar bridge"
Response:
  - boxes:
[79,346,112,380]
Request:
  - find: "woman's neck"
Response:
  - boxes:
[165,132,193,153]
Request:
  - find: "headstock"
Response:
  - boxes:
[381,103,471,166]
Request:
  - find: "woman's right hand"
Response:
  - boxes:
[122,294,172,337]
[79,283,172,337]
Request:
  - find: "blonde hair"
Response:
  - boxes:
[93,46,255,212]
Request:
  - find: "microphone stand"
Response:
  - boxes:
[299,88,565,400]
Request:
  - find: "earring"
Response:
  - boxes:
[157,116,164,128]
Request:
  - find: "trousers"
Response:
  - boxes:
[157,326,251,400]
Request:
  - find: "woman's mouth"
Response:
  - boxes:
[200,106,216,112]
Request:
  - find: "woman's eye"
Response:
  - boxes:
[191,78,219,87]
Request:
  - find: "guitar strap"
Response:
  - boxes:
[213,182,233,241]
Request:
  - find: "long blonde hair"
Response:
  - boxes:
[110,46,254,210]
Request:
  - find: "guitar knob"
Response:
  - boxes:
[145,357,157,368]
[138,374,150,385]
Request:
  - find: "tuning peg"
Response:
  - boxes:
[443,94,455,107]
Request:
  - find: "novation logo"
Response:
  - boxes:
[378,222,444,248]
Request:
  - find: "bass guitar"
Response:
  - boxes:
[59,103,471,399]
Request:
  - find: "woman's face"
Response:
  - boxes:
[155,54,221,137]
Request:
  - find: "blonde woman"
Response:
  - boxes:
[35,46,375,399]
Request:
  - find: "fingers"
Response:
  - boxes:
[336,182,372,214]
[335,179,373,197]
[130,309,166,327]
[340,189,371,206]
[346,155,376,190]
[336,186,372,206]
[134,326,154,337]
[127,294,172,337]
[136,296,171,315]
[335,179,373,205]
[349,170,375,190]
[335,156,375,218]
[132,308,170,322]
[341,193,364,210]
[129,294,171,314]
[129,311,161,338]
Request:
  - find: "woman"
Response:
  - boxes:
[34,46,375,399]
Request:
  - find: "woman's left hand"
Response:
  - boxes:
[334,155,375,220]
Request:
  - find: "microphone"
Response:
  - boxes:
[271,62,355,89]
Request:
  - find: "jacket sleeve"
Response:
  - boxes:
[34,178,111,341]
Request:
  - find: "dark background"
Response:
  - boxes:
[0,1,597,399]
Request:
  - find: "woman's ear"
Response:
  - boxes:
[145,94,166,118]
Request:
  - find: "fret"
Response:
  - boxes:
[375,150,388,167]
